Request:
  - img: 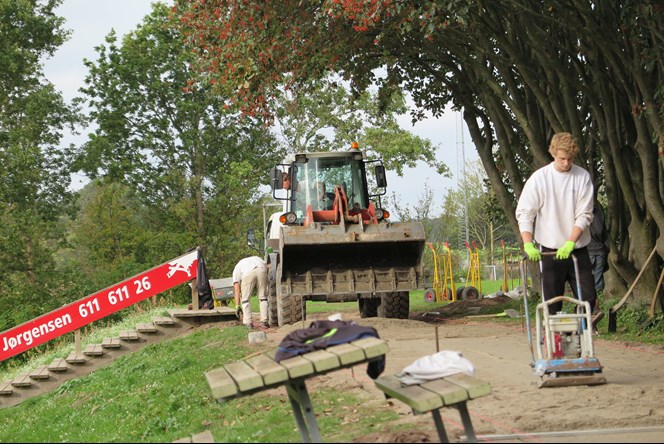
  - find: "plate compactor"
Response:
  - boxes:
[521,254,607,388]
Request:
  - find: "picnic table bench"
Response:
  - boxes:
[205,336,388,443]
[374,372,492,443]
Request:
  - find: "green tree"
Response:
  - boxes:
[74,3,283,278]
[274,78,447,176]
[0,0,78,279]
[0,0,84,361]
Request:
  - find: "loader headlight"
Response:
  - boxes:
[375,208,389,220]
[280,212,298,224]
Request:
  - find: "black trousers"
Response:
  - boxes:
[540,246,597,315]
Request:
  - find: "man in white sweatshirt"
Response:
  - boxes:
[516,132,602,325]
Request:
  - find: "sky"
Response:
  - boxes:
[42,0,476,218]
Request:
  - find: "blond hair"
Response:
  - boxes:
[548,132,580,157]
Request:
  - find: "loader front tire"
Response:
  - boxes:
[377,291,409,319]
[277,293,305,326]
[268,277,278,327]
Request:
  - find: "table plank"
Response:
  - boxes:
[326,343,366,366]
[301,349,340,372]
[444,373,492,399]
[374,374,444,413]
[245,353,289,386]
[421,378,468,406]
[224,360,264,392]
[277,355,316,379]
[350,337,389,358]
[205,367,238,400]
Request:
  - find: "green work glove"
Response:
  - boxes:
[556,240,576,260]
[524,242,541,261]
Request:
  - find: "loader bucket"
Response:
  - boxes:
[277,221,426,296]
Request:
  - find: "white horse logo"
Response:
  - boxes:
[167,251,197,278]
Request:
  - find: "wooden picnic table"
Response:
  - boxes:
[205,336,388,443]
[374,372,492,443]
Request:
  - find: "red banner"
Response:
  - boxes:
[0,249,199,362]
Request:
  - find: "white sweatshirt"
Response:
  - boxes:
[515,163,594,249]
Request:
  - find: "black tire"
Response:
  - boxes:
[377,291,409,319]
[423,288,436,303]
[359,297,380,318]
[277,293,305,326]
[456,286,465,301]
[442,287,453,301]
[268,277,278,327]
[461,286,480,301]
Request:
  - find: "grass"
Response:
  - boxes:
[1,280,660,442]
[0,309,398,442]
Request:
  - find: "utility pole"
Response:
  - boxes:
[457,110,469,246]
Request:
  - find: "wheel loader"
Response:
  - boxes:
[257,142,426,327]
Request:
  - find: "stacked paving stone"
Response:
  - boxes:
[0,307,234,408]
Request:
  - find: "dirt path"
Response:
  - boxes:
[264,308,664,443]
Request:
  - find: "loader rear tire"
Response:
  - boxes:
[377,291,409,319]
[359,297,380,318]
[277,293,305,326]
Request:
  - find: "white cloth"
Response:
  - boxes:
[397,351,475,386]
[515,162,594,249]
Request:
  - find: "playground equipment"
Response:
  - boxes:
[461,241,482,300]
[424,242,455,302]
[509,252,521,290]
[441,242,456,301]
[501,240,509,292]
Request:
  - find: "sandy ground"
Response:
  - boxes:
[262,301,664,443]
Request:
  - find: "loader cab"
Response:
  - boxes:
[291,155,369,217]
[270,148,387,223]
[280,153,369,219]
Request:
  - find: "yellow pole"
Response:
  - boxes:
[443,242,456,301]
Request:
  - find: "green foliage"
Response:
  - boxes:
[273,77,448,185]
[601,299,664,343]
[0,0,69,91]
[0,0,83,345]
[74,3,283,261]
